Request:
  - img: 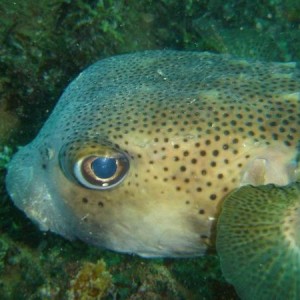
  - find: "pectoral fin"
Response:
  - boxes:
[216,182,300,300]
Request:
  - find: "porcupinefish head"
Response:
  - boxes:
[5,50,300,299]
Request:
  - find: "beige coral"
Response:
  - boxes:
[68,259,113,300]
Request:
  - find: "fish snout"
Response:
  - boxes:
[6,145,40,212]
[5,144,75,238]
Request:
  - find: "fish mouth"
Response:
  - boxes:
[6,145,53,230]
[6,146,37,210]
[5,144,75,239]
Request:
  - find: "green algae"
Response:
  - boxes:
[0,147,13,170]
[0,0,299,299]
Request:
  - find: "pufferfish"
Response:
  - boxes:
[6,50,300,299]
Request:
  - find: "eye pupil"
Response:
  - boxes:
[91,157,117,179]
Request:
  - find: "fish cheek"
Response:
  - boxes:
[56,171,110,220]
[54,163,137,225]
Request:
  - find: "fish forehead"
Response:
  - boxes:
[7,50,300,257]
[40,50,300,138]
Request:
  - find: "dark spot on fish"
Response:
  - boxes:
[180,166,186,172]
[212,150,219,156]
[210,194,217,200]
[183,150,189,157]
[191,158,197,164]
[200,150,206,156]
[82,197,89,204]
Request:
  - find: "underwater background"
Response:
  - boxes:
[0,0,300,299]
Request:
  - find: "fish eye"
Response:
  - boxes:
[73,153,129,190]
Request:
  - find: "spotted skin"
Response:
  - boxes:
[6,51,300,257]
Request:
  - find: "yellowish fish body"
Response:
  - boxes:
[6,51,300,260]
